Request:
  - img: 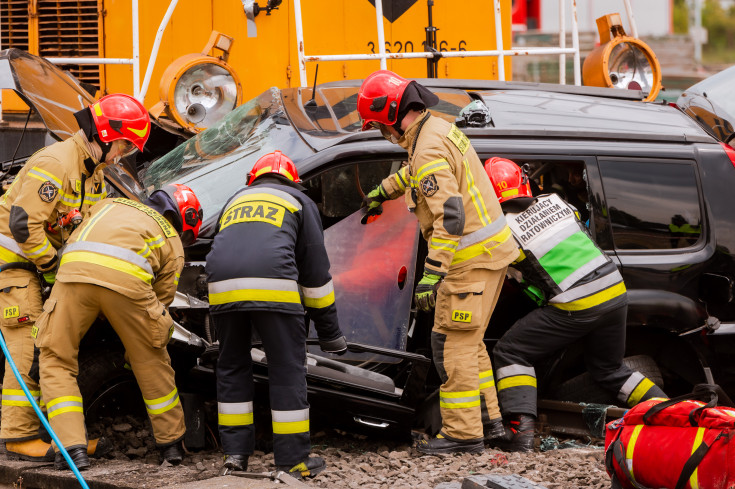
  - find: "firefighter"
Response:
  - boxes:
[484,158,667,452]
[206,151,346,479]
[34,184,203,470]
[0,93,149,462]
[357,70,520,455]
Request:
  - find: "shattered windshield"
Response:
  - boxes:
[141,88,306,233]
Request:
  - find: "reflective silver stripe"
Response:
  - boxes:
[62,242,154,276]
[557,255,609,290]
[299,280,334,299]
[271,408,309,423]
[47,399,82,415]
[218,401,253,414]
[238,187,302,211]
[208,277,299,294]
[531,222,580,258]
[496,364,536,380]
[618,372,645,403]
[145,391,180,413]
[1,394,38,403]
[28,168,61,188]
[440,394,481,404]
[457,215,508,250]
[0,234,28,259]
[550,269,624,304]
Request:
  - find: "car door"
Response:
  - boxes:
[301,158,421,364]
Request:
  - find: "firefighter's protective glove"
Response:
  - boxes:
[362,185,388,216]
[320,336,348,356]
[414,272,442,312]
[522,283,546,307]
[42,271,56,286]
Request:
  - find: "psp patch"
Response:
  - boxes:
[451,310,472,323]
[38,181,58,203]
[420,174,439,197]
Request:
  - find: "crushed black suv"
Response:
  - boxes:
[3,49,735,440]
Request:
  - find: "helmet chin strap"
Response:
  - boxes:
[73,107,112,163]
[93,133,113,163]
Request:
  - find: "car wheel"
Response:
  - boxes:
[77,347,145,422]
[551,355,664,406]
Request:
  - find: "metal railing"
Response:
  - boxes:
[292,0,583,88]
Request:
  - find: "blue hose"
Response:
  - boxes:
[0,330,90,489]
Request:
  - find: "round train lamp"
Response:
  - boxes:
[154,31,242,133]
[583,14,662,102]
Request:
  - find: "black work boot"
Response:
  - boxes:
[159,441,184,466]
[276,456,326,479]
[490,414,536,452]
[223,454,248,472]
[483,418,506,442]
[416,434,484,455]
[88,437,113,458]
[54,447,90,471]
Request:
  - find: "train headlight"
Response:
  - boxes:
[153,31,242,133]
[583,14,662,102]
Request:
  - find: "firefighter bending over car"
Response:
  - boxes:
[206,151,347,480]
[34,184,202,470]
[0,94,148,462]
[358,70,519,455]
[484,158,667,452]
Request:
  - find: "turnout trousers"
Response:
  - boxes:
[0,269,44,441]
[430,267,506,441]
[493,298,666,417]
[214,310,310,467]
[35,282,185,451]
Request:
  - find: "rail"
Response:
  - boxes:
[292,0,583,87]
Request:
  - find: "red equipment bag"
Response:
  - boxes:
[605,384,735,489]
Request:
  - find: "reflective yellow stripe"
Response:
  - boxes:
[209,289,302,305]
[439,389,481,409]
[145,235,165,250]
[626,424,644,481]
[689,427,706,489]
[48,405,84,418]
[174,273,180,286]
[79,203,114,241]
[479,370,495,390]
[61,251,153,284]
[144,388,180,415]
[0,247,28,264]
[430,237,459,252]
[627,378,656,406]
[3,389,40,396]
[218,412,254,426]
[272,420,310,434]
[2,400,33,407]
[26,238,51,258]
[451,226,513,265]
[415,158,451,183]
[303,291,335,309]
[551,282,627,312]
[47,396,84,419]
[463,159,491,226]
[497,375,537,391]
[28,167,62,188]
[229,193,300,213]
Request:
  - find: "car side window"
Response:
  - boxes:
[598,159,702,250]
[302,159,403,229]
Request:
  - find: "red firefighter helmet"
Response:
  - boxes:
[90,93,151,152]
[163,183,203,243]
[484,157,533,204]
[357,70,411,131]
[247,151,301,185]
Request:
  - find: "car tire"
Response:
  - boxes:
[551,355,664,406]
[77,347,145,422]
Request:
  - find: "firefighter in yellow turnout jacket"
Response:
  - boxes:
[35,185,203,471]
[0,93,149,461]
[357,71,519,455]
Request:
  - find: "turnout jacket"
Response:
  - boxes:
[380,113,519,276]
[206,179,342,342]
[56,198,184,305]
[504,193,627,312]
[0,132,107,272]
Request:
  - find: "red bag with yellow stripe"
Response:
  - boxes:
[605,384,735,489]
